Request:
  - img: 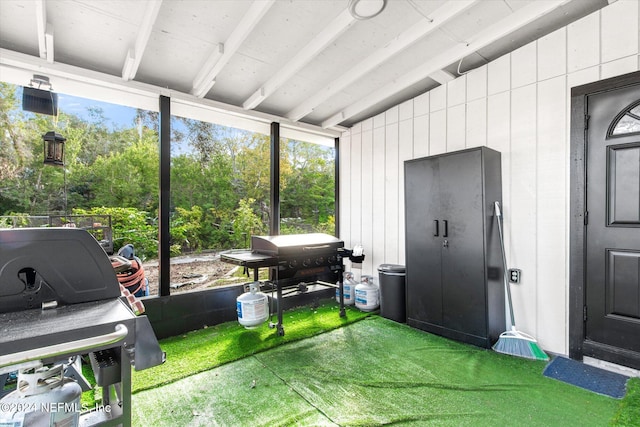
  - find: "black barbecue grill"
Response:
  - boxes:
[221,233,363,336]
[0,228,164,426]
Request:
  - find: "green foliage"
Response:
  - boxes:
[72,207,157,260]
[1,82,337,257]
[232,198,266,247]
[81,134,159,211]
[315,215,335,235]
[170,205,204,253]
[280,140,335,226]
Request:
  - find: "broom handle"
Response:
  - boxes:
[494,201,516,328]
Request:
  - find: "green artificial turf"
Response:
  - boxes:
[80,300,370,408]
[611,377,640,426]
[131,317,635,426]
[131,300,372,393]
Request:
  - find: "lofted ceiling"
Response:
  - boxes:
[0,0,608,134]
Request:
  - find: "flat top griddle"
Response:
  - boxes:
[220,233,348,336]
[251,233,343,256]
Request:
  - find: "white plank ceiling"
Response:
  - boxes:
[0,0,607,131]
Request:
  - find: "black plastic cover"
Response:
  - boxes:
[0,228,121,313]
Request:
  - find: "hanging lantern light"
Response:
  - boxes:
[43,131,65,166]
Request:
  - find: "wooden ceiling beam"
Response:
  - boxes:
[242,8,356,110]
[192,0,275,98]
[122,0,163,81]
[287,0,479,122]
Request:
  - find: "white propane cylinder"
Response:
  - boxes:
[355,275,379,312]
[236,281,268,328]
[335,271,357,305]
[0,365,82,427]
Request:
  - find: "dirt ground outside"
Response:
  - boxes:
[142,252,254,295]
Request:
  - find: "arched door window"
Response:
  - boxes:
[608,100,640,137]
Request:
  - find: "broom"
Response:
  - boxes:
[492,201,549,361]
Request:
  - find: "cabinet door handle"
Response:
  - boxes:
[443,220,448,237]
[433,220,439,236]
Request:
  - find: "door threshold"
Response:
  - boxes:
[583,356,640,378]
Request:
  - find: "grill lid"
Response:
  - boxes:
[251,233,343,256]
[0,228,121,314]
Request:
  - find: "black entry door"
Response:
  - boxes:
[585,84,640,360]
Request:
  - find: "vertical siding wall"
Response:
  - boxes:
[339,1,640,356]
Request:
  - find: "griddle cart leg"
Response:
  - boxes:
[339,278,345,317]
[338,261,345,317]
[276,281,284,336]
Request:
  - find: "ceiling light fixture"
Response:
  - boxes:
[348,0,387,20]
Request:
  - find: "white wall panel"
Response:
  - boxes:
[567,65,600,89]
[487,91,512,273]
[511,41,537,88]
[447,75,466,107]
[361,117,373,132]
[339,1,640,357]
[601,0,639,63]
[446,104,466,152]
[384,122,399,265]
[360,127,374,275]
[430,85,447,112]
[372,126,386,276]
[510,84,538,337]
[413,112,429,158]
[486,90,512,337]
[488,54,510,95]
[386,105,399,124]
[601,56,639,79]
[466,65,487,102]
[350,130,362,251]
[537,76,568,354]
[398,117,414,265]
[538,28,566,81]
[374,111,386,129]
[429,109,447,155]
[414,92,429,117]
[399,99,413,122]
[339,131,351,246]
[568,12,599,72]
[466,98,487,148]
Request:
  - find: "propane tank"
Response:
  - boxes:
[0,364,82,427]
[355,275,379,312]
[237,281,268,328]
[336,271,357,305]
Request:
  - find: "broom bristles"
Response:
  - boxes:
[493,330,549,361]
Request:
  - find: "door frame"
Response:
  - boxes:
[569,70,640,368]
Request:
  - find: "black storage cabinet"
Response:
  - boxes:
[404,147,505,348]
[378,264,406,323]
